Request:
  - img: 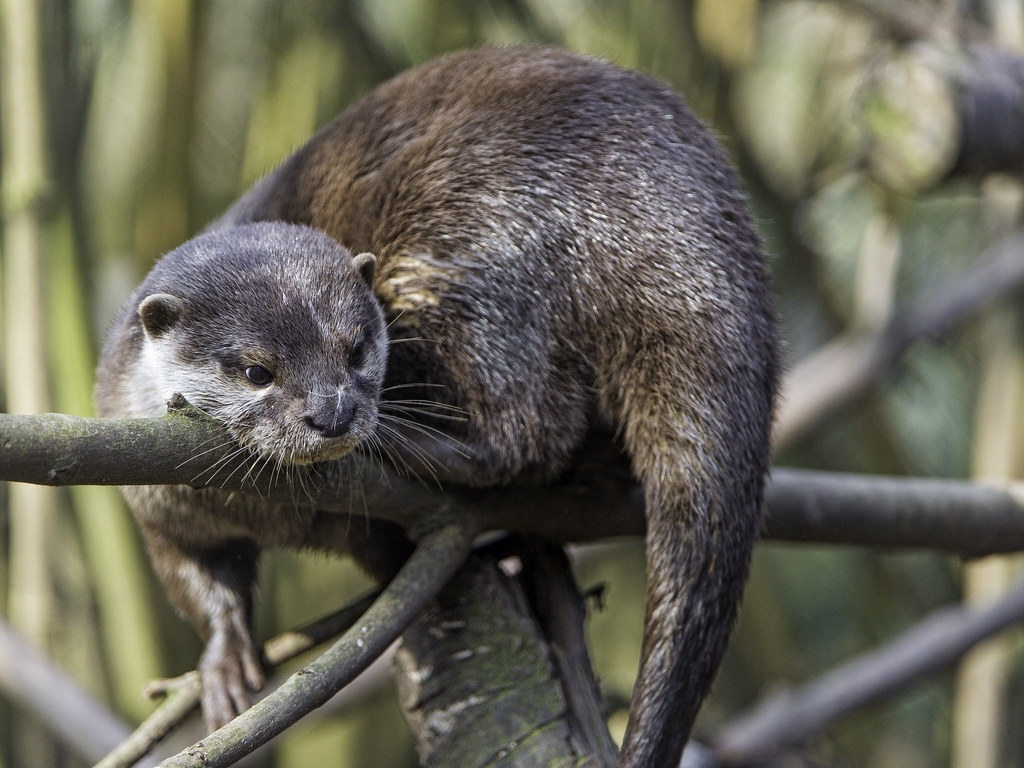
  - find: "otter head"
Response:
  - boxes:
[136,222,386,465]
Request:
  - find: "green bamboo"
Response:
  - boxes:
[1,0,58,765]
[46,213,164,721]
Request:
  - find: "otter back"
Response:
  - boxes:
[99,47,779,767]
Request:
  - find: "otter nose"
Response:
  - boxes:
[303,400,356,438]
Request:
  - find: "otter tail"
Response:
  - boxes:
[608,330,775,767]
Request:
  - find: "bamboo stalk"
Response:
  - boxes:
[952,173,1024,768]
[953,311,1024,768]
[1,0,59,765]
[47,185,164,723]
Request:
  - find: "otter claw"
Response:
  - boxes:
[199,626,265,731]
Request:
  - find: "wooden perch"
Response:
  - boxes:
[394,546,607,767]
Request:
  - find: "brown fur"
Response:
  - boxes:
[96,47,778,766]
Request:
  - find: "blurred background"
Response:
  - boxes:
[2,0,1023,766]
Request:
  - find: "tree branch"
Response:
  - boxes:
[157,520,476,767]
[394,546,604,767]
[94,590,381,768]
[764,468,1024,557]
[4,407,1024,555]
[776,229,1024,446]
[520,540,620,767]
[714,571,1024,764]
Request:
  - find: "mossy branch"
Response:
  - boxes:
[3,403,1024,555]
[395,544,612,768]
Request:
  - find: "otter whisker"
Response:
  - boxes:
[295,458,326,509]
[292,464,320,508]
[380,382,449,393]
[189,440,254,486]
[209,442,266,489]
[385,309,410,331]
[239,449,278,499]
[336,456,369,522]
[374,421,447,486]
[381,401,468,423]
[382,396,464,409]
[378,413,473,461]
[386,335,437,346]
[370,436,396,480]
[176,433,237,471]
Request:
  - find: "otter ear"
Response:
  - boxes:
[139,293,185,339]
[352,253,377,287]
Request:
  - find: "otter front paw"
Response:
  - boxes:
[198,623,265,731]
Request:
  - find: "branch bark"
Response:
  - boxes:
[394,547,604,767]
[520,541,620,767]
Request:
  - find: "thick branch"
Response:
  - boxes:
[394,550,591,767]
[951,44,1024,179]
[3,410,1024,555]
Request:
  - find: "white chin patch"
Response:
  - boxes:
[240,428,361,466]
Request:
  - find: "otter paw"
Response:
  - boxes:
[198,626,265,731]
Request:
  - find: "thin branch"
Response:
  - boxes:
[157,520,477,767]
[93,590,381,768]
[714,572,1024,765]
[776,230,1024,446]
[764,468,1024,557]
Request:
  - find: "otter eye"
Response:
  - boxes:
[245,365,273,387]
[348,340,366,368]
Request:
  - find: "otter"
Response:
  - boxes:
[95,47,778,768]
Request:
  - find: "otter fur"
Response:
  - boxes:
[95,47,779,767]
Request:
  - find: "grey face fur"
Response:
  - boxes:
[123,223,386,464]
